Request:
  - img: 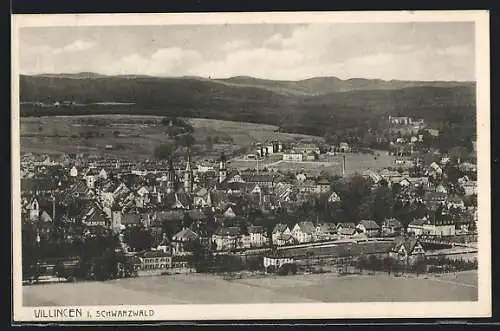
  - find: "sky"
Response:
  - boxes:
[18,22,476,81]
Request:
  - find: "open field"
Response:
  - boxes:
[232,152,397,175]
[22,270,477,306]
[20,115,320,160]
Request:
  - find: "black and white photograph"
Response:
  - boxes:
[11,11,491,321]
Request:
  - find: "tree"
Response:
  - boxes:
[182,213,194,229]
[445,164,463,185]
[153,142,176,160]
[179,134,195,149]
[123,226,154,252]
[205,136,213,151]
[334,175,372,221]
[373,185,394,222]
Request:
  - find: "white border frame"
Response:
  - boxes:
[11,10,491,322]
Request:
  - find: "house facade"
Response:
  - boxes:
[247,225,268,248]
[272,223,291,246]
[388,235,426,266]
[381,218,403,236]
[291,221,315,243]
[356,220,380,237]
[212,226,241,251]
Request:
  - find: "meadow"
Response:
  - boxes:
[23,270,477,306]
[20,115,320,161]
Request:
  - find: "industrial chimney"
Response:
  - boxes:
[342,155,346,177]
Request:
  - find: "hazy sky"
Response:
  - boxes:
[19,22,476,81]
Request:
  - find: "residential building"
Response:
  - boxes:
[172,228,199,256]
[388,234,426,266]
[356,220,381,237]
[381,218,403,236]
[212,226,241,251]
[337,222,357,237]
[314,223,337,241]
[291,221,315,243]
[272,223,292,246]
[247,225,268,248]
[139,251,172,272]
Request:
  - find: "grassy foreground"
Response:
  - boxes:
[23,270,477,306]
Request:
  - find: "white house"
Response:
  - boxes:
[291,221,315,243]
[247,225,268,248]
[327,191,341,203]
[272,223,291,246]
[69,166,78,177]
[356,220,380,237]
[98,168,108,179]
[212,226,241,251]
[295,173,307,182]
[407,218,455,236]
[339,142,350,152]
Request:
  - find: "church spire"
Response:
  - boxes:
[166,157,176,194]
[219,152,227,183]
[184,153,193,193]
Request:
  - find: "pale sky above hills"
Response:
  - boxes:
[19,22,476,81]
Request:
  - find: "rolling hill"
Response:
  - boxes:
[19,73,476,137]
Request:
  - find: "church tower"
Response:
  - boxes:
[219,153,227,183]
[166,158,176,194]
[184,154,193,193]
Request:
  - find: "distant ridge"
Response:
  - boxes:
[19,72,476,138]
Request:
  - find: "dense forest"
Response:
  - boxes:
[19,74,476,144]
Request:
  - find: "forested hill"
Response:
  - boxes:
[19,74,476,139]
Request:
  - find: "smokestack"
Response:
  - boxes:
[342,155,346,177]
[52,194,56,221]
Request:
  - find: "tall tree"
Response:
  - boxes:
[373,186,394,222]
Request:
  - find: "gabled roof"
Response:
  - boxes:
[278,233,298,243]
[337,222,356,229]
[223,204,245,217]
[358,220,380,230]
[39,210,52,223]
[175,192,192,208]
[391,235,424,255]
[272,223,289,234]
[318,223,337,233]
[247,225,265,234]
[408,218,428,227]
[383,218,402,228]
[295,221,315,234]
[328,191,341,202]
[172,228,199,242]
[83,206,108,225]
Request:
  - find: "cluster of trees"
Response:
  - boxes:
[22,223,126,282]
[289,175,425,227]
[426,256,478,273]
[356,254,427,276]
[266,263,298,275]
